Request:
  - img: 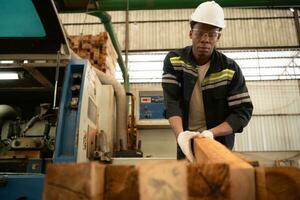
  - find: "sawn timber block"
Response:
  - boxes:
[104,165,138,200]
[137,160,188,200]
[188,163,230,200]
[194,138,255,200]
[255,167,300,200]
[43,162,105,200]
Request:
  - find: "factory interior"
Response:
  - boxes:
[0,0,300,199]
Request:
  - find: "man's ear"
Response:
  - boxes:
[189,30,192,39]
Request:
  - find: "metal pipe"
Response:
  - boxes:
[90,11,129,92]
[126,92,136,149]
[93,68,128,151]
[97,0,300,11]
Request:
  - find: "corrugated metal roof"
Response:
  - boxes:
[128,22,190,50]
[225,8,293,18]
[64,20,298,49]
[59,8,293,23]
[60,8,298,50]
[128,9,193,21]
[220,19,298,48]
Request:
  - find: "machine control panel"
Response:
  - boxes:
[135,90,169,127]
[139,95,165,120]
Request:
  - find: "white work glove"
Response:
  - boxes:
[198,130,214,139]
[177,131,201,162]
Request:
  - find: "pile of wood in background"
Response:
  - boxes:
[69,32,118,76]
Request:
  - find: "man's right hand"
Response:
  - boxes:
[177,131,201,162]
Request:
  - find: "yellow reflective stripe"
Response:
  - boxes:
[170,56,181,61]
[208,69,235,78]
[205,73,234,82]
[170,57,198,73]
[170,60,185,65]
[203,69,235,84]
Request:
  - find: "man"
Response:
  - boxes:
[162,1,253,162]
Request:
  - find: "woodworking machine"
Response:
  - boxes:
[0,1,141,199]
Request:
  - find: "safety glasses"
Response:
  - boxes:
[192,29,221,40]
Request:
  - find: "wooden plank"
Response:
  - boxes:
[0,150,40,159]
[255,167,300,200]
[137,160,188,200]
[23,67,54,89]
[255,167,268,200]
[44,162,105,200]
[188,163,230,200]
[104,165,138,200]
[194,138,255,200]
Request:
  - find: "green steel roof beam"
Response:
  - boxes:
[97,0,300,11]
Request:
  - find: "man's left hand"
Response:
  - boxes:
[198,130,214,139]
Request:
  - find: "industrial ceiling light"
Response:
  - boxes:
[0,72,19,80]
[0,60,14,64]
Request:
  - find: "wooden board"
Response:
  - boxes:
[44,162,105,200]
[255,167,300,200]
[194,138,255,200]
[0,150,40,159]
[188,163,230,200]
[69,32,117,76]
[104,165,138,200]
[137,160,188,200]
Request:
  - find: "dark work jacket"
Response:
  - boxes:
[162,46,253,159]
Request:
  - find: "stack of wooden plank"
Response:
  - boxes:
[43,138,300,200]
[69,32,118,76]
[44,161,230,200]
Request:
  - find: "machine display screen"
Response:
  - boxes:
[139,95,165,120]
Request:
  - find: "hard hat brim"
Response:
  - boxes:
[190,18,225,29]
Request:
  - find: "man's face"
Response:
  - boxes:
[189,23,221,59]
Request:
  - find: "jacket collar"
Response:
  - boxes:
[207,49,223,75]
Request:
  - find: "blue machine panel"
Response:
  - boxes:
[54,60,87,163]
[0,174,44,200]
[26,159,44,173]
[140,95,165,119]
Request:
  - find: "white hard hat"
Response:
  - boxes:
[190,1,225,28]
